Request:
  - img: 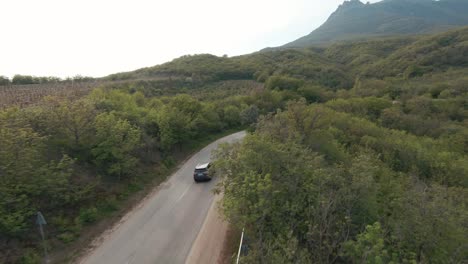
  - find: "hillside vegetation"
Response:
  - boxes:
[0,27,467,263]
[210,28,467,263]
[215,98,467,263]
[283,0,468,47]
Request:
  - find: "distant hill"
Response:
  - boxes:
[107,26,468,88]
[283,0,468,47]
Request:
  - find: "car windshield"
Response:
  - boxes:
[195,168,207,172]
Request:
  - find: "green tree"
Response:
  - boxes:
[343,222,394,264]
[298,85,326,103]
[0,117,76,238]
[12,74,35,85]
[223,105,241,127]
[240,105,259,125]
[92,112,141,178]
[157,105,193,150]
[195,103,223,132]
[265,75,304,90]
[37,98,97,157]
[0,76,10,85]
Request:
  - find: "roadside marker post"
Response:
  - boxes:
[236,228,245,264]
[36,212,50,264]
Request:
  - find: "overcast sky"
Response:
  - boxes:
[0,0,380,78]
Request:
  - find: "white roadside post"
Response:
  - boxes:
[236,228,245,264]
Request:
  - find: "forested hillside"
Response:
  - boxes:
[1,26,467,263]
[283,0,468,47]
[212,27,468,263]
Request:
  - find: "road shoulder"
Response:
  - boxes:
[185,194,229,264]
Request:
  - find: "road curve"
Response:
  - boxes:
[79,131,246,264]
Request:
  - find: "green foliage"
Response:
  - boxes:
[215,99,467,263]
[12,74,61,85]
[157,104,195,150]
[297,85,330,103]
[0,76,10,85]
[108,54,254,82]
[34,97,97,158]
[343,222,394,264]
[240,105,259,125]
[215,134,354,262]
[389,184,468,263]
[12,75,35,85]
[265,75,304,90]
[96,195,119,215]
[106,48,352,90]
[363,28,468,78]
[92,112,141,178]
[0,110,79,238]
[326,97,392,121]
[20,249,41,264]
[57,232,77,244]
[223,105,241,127]
[79,207,98,224]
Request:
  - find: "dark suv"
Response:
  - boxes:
[194,162,211,182]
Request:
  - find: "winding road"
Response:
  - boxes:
[79,131,246,264]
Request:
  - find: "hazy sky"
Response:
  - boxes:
[0,0,380,78]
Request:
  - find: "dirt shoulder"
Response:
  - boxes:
[185,194,231,264]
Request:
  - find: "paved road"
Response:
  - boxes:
[80,131,246,264]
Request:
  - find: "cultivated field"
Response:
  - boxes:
[0,82,101,109]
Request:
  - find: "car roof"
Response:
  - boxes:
[195,162,210,169]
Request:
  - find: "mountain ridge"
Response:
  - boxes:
[283,0,468,47]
